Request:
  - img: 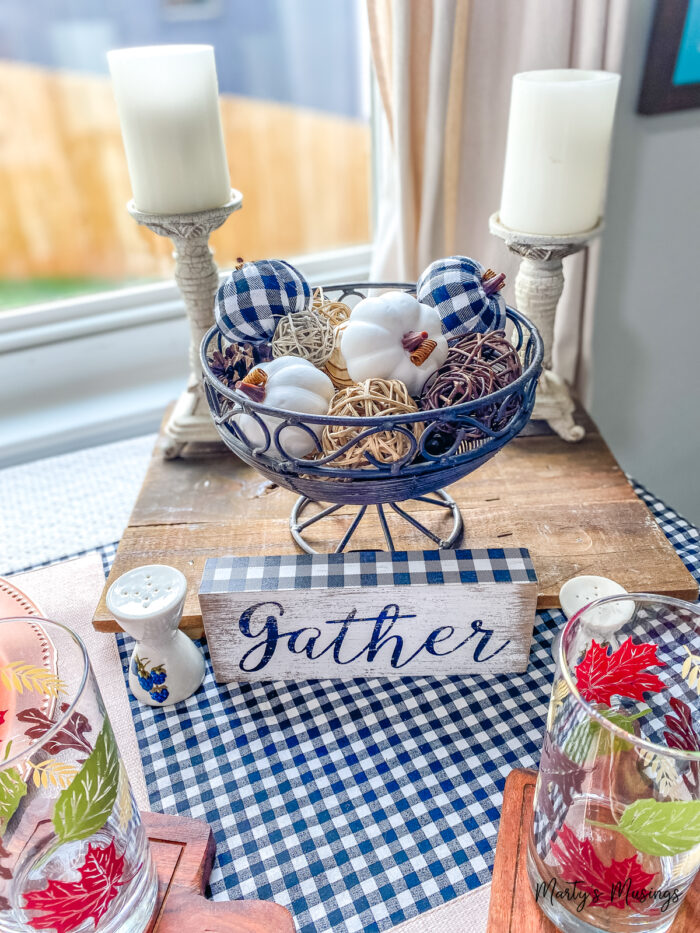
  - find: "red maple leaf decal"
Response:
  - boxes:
[23,839,126,933]
[664,696,700,792]
[552,824,657,910]
[575,638,666,707]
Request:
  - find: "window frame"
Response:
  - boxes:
[0,244,373,468]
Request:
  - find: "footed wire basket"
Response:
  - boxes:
[201,283,543,553]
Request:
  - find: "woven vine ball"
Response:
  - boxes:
[323,320,355,389]
[215,258,310,344]
[321,378,423,469]
[417,255,507,339]
[420,330,522,450]
[311,287,352,328]
[271,308,335,367]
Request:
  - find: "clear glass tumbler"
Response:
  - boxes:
[529,594,700,933]
[0,617,157,933]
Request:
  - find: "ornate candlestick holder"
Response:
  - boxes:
[128,190,243,458]
[489,213,603,442]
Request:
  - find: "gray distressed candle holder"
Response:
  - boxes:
[489,212,604,443]
[128,190,243,458]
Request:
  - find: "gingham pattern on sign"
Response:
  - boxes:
[215,259,310,344]
[416,257,507,339]
[199,548,538,594]
[11,481,699,933]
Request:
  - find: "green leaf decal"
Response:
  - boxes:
[0,767,27,836]
[590,799,700,856]
[52,720,119,844]
[564,707,650,765]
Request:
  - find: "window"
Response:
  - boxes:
[0,0,372,311]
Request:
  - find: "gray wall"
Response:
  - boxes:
[591,0,700,525]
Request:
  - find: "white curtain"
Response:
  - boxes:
[367,0,628,401]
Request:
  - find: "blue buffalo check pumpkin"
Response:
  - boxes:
[417,255,507,339]
[215,258,310,345]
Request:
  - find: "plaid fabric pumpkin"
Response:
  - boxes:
[417,256,507,339]
[215,259,310,344]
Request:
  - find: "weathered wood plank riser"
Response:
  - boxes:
[93,412,697,638]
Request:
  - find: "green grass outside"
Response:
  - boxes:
[0,278,147,311]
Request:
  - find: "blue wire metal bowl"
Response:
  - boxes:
[201,283,543,552]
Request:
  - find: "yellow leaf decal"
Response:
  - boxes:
[29,759,79,790]
[547,679,569,731]
[0,663,65,697]
[117,761,133,831]
[639,748,679,798]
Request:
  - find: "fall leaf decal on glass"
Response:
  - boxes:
[664,697,700,793]
[52,720,119,845]
[0,663,65,698]
[589,798,700,856]
[23,838,126,933]
[29,759,79,791]
[552,824,656,910]
[575,638,666,707]
[0,768,27,837]
[17,704,93,758]
[537,735,586,823]
[680,646,700,696]
[0,840,11,911]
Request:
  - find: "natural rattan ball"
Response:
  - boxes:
[322,320,355,389]
[311,287,352,328]
[271,309,335,368]
[322,378,423,469]
[420,330,522,448]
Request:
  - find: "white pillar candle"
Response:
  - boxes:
[108,45,231,215]
[499,69,620,236]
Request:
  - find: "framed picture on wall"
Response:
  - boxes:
[638,0,700,113]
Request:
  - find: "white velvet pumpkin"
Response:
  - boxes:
[235,356,334,460]
[341,291,449,396]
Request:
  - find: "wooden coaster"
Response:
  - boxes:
[93,407,697,638]
[486,769,700,932]
[144,811,293,932]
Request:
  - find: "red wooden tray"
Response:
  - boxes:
[143,811,293,932]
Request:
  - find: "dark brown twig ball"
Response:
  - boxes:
[420,330,523,448]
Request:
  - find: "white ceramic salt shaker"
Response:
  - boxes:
[554,574,635,663]
[106,564,206,707]
[559,575,635,631]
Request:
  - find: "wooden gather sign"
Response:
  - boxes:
[198,548,538,682]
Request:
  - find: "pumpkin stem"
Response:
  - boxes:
[410,339,437,366]
[238,367,267,402]
[482,269,506,295]
[402,330,429,352]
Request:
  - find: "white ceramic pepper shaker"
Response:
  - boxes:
[107,564,206,707]
[554,574,635,663]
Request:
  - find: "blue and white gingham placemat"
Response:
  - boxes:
[13,481,700,933]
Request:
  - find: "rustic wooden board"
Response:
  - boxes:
[93,410,697,637]
[486,769,700,932]
[144,810,294,932]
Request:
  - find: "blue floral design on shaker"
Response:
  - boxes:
[132,655,169,704]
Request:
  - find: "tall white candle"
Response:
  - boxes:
[108,45,231,215]
[499,70,620,236]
